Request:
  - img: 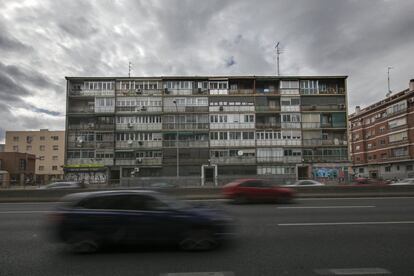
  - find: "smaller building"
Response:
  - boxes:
[349,79,414,180]
[0,144,5,152]
[5,129,65,184]
[0,152,36,187]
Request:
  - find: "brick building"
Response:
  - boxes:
[0,152,36,187]
[349,79,414,179]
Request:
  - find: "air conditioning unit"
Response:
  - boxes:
[127,123,133,128]
[219,106,224,111]
[138,141,144,146]
[311,105,316,110]
[88,123,95,128]
[135,89,142,94]
[164,88,169,94]
[127,140,133,146]
[197,88,202,94]
[338,104,345,110]
[136,157,143,164]
[141,106,147,111]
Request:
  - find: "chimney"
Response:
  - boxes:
[355,106,361,114]
[410,79,414,92]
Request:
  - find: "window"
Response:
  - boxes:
[13,146,18,152]
[280,80,299,89]
[388,117,407,129]
[358,168,364,173]
[40,136,45,141]
[51,136,59,141]
[53,145,59,151]
[406,165,413,171]
[381,153,387,159]
[385,166,391,172]
[356,145,360,151]
[38,166,44,171]
[389,131,408,143]
[26,136,33,143]
[52,156,58,161]
[379,127,385,133]
[19,159,26,170]
[39,145,45,151]
[386,100,407,115]
[380,139,386,145]
[13,136,19,142]
[52,166,58,171]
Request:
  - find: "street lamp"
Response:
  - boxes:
[173,100,179,178]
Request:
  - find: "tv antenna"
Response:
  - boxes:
[386,66,393,97]
[128,61,132,78]
[275,42,283,76]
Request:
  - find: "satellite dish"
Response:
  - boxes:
[237,150,243,156]
[127,140,133,145]
[76,137,84,143]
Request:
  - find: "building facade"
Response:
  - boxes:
[65,76,349,185]
[0,152,36,187]
[349,79,414,180]
[5,129,65,184]
[0,144,4,152]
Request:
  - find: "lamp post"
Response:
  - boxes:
[173,100,179,178]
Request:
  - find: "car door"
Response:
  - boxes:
[239,180,263,200]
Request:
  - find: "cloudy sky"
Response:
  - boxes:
[1,0,413,142]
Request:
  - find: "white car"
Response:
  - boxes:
[285,180,325,187]
[38,182,82,189]
[389,178,414,186]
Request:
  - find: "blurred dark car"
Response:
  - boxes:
[352,177,391,186]
[49,190,234,253]
[222,179,295,204]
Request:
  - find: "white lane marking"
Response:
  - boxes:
[0,202,59,205]
[0,211,51,214]
[315,267,391,275]
[161,272,234,276]
[277,206,375,209]
[299,196,414,200]
[278,221,414,226]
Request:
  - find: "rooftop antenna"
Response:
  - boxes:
[386,66,393,97]
[275,42,283,76]
[128,61,132,78]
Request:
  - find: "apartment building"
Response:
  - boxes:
[349,79,414,180]
[5,129,65,184]
[0,152,36,187]
[65,76,349,185]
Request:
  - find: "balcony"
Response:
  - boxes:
[301,104,346,111]
[115,106,163,113]
[303,155,349,162]
[69,89,115,97]
[280,89,300,95]
[281,106,300,112]
[210,123,255,129]
[67,106,94,114]
[66,158,113,166]
[163,140,209,148]
[210,156,256,164]
[184,106,209,113]
[95,124,115,131]
[255,106,281,112]
[255,88,279,95]
[67,141,96,149]
[117,123,162,131]
[228,89,253,95]
[163,123,209,130]
[257,156,302,163]
[387,154,410,161]
[116,89,163,96]
[96,141,114,149]
[116,157,163,166]
[116,140,162,149]
[256,123,281,129]
[210,106,255,112]
[256,140,301,146]
[95,106,115,113]
[281,122,301,129]
[302,139,348,146]
[68,123,114,131]
[302,122,321,129]
[210,140,255,147]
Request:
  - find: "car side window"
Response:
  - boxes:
[242,180,263,187]
[120,195,169,211]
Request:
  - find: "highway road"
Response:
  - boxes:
[1,197,414,276]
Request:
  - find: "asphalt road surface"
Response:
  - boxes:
[1,197,414,276]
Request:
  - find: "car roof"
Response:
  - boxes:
[61,190,160,202]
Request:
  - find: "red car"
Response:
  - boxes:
[222,179,295,204]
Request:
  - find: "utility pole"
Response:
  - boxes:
[128,61,132,78]
[275,42,282,76]
[173,100,179,178]
[386,66,393,97]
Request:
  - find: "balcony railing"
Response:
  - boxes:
[210,123,255,129]
[162,123,209,130]
[255,106,281,112]
[210,106,255,112]
[67,106,94,114]
[69,89,115,97]
[116,89,163,96]
[256,140,301,146]
[67,142,96,149]
[162,140,209,148]
[95,106,115,113]
[303,155,349,162]
[66,158,113,166]
[209,140,255,147]
[302,122,321,128]
[116,140,162,149]
[116,157,163,166]
[302,139,348,146]
[96,141,114,149]
[68,123,114,131]
[257,156,302,163]
[115,106,163,113]
[184,106,209,113]
[116,124,162,131]
[280,89,300,95]
[281,106,300,112]
[387,154,410,160]
[255,88,279,95]
[255,123,281,129]
[301,105,346,111]
[95,124,115,131]
[210,157,256,164]
[281,122,301,129]
[228,89,253,95]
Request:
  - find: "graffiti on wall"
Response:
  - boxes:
[312,167,346,180]
[65,171,107,184]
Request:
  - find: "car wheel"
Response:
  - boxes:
[179,229,218,251]
[233,194,248,204]
[67,233,100,254]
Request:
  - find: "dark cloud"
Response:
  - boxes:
[0,33,32,53]
[225,56,236,67]
[30,106,62,116]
